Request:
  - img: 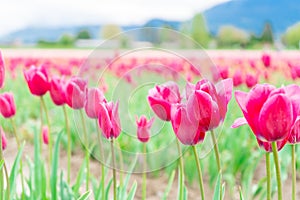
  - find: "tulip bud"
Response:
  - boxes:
[136,115,154,143]
[24,65,50,96]
[50,76,67,106]
[0,92,16,118]
[65,77,87,109]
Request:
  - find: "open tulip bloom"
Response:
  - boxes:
[232,83,300,200]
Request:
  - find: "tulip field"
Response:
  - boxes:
[1,48,300,200]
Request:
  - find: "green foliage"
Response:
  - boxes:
[191,13,210,48]
[59,33,75,46]
[101,24,122,39]
[260,22,274,44]
[217,25,250,47]
[282,22,300,48]
[76,29,92,40]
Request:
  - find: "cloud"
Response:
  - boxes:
[0,0,230,36]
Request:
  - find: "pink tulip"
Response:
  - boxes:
[245,74,258,88]
[233,70,243,87]
[98,101,121,139]
[171,104,205,145]
[186,78,233,131]
[42,126,49,145]
[24,65,50,96]
[85,88,106,119]
[148,81,181,121]
[261,53,271,68]
[233,84,300,143]
[49,76,67,106]
[65,77,87,109]
[0,92,16,118]
[0,127,7,150]
[219,66,229,79]
[0,51,5,89]
[136,115,154,143]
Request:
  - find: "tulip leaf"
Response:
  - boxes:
[213,173,222,200]
[126,181,137,200]
[162,170,176,200]
[72,156,86,196]
[77,191,91,200]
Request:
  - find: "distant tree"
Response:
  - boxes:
[282,22,300,48]
[101,24,122,39]
[59,33,74,46]
[217,25,250,47]
[191,13,210,48]
[76,29,92,40]
[260,22,274,44]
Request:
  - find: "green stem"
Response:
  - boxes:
[292,144,296,200]
[0,130,4,200]
[11,118,25,199]
[210,130,221,173]
[111,139,117,200]
[192,145,205,200]
[117,143,124,186]
[40,98,43,154]
[175,139,184,200]
[79,109,89,191]
[3,162,9,200]
[272,142,282,200]
[40,96,52,163]
[95,120,105,200]
[62,106,71,184]
[266,152,271,200]
[142,143,147,200]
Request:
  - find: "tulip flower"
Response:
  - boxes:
[219,66,229,79]
[0,51,5,89]
[245,74,258,88]
[24,65,50,96]
[49,76,67,106]
[233,70,243,87]
[42,126,49,145]
[98,101,121,139]
[0,127,7,150]
[85,88,106,119]
[0,92,16,118]
[148,81,181,121]
[136,115,154,143]
[65,77,87,109]
[261,53,271,68]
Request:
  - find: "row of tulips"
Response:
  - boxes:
[1,48,300,199]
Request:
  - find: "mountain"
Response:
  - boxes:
[203,0,300,37]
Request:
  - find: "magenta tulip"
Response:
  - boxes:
[0,127,7,150]
[245,74,258,88]
[0,51,5,89]
[85,88,106,119]
[136,115,154,143]
[24,65,50,96]
[261,53,271,68]
[233,70,243,87]
[98,101,121,139]
[233,84,299,143]
[148,81,181,121]
[186,78,233,131]
[65,77,87,109]
[50,76,67,106]
[0,92,16,118]
[257,138,288,152]
[42,126,49,145]
[171,104,205,145]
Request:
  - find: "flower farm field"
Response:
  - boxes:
[0,48,300,200]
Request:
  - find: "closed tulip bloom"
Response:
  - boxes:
[233,70,243,87]
[245,74,258,88]
[171,104,205,145]
[98,101,121,139]
[261,53,271,67]
[85,88,106,118]
[186,78,233,131]
[42,126,49,145]
[65,77,87,109]
[0,127,7,150]
[233,84,299,142]
[136,115,154,143]
[0,51,5,89]
[50,76,67,106]
[0,92,16,118]
[148,81,181,121]
[24,65,50,96]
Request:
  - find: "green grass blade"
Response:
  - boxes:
[50,131,63,200]
[213,173,222,200]
[162,170,176,200]
[126,181,137,200]
[77,191,91,200]
[72,158,86,196]
[9,142,25,199]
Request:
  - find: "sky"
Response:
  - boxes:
[0,0,230,36]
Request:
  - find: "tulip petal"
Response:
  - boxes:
[288,116,300,144]
[98,103,113,139]
[148,96,171,121]
[112,101,121,138]
[259,94,293,142]
[216,78,233,105]
[231,117,248,128]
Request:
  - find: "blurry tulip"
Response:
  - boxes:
[219,66,229,79]
[65,77,87,109]
[186,78,233,131]
[50,76,67,106]
[0,92,16,118]
[0,51,5,89]
[148,81,181,121]
[233,84,299,143]
[0,127,7,150]
[98,101,121,139]
[233,70,243,87]
[42,126,49,145]
[85,88,106,118]
[24,65,50,96]
[136,115,154,143]
[245,74,258,88]
[261,53,271,67]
